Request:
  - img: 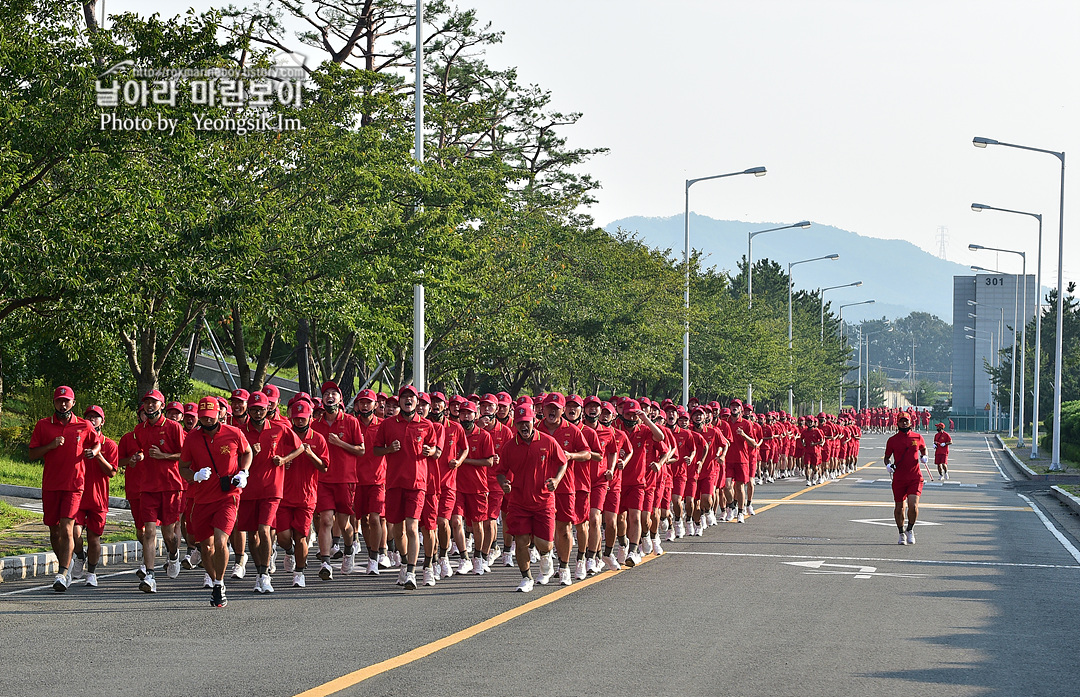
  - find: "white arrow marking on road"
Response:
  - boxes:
[783,560,926,579]
[850,518,941,527]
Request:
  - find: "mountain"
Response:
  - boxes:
[603,214,972,324]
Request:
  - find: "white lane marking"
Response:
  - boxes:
[851,518,941,527]
[0,569,137,597]
[1017,493,1080,565]
[664,550,1080,570]
[783,559,926,579]
[983,437,1011,481]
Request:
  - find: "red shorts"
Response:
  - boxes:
[420,490,439,531]
[41,489,81,527]
[696,475,715,499]
[505,506,555,542]
[554,491,579,524]
[602,486,621,515]
[138,490,182,526]
[236,496,281,532]
[671,476,686,498]
[458,492,489,523]
[682,475,697,501]
[437,488,457,520]
[385,487,425,525]
[353,483,385,517]
[934,451,948,465]
[74,507,106,536]
[749,460,758,478]
[892,478,924,502]
[589,482,609,510]
[486,490,504,520]
[274,504,314,535]
[127,495,144,529]
[729,463,751,483]
[316,482,355,516]
[573,490,590,524]
[620,484,645,513]
[658,486,672,512]
[641,488,656,514]
[188,496,239,542]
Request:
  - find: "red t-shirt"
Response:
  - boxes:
[117,431,141,497]
[934,431,951,453]
[133,416,187,493]
[374,413,439,490]
[620,422,659,487]
[537,419,590,493]
[311,412,364,484]
[483,420,515,493]
[588,423,619,484]
[29,414,103,492]
[240,419,301,499]
[81,436,117,511]
[669,426,696,479]
[436,418,466,491]
[179,423,250,505]
[573,422,603,492]
[458,426,495,494]
[495,429,568,512]
[885,430,926,482]
[283,427,330,508]
[354,415,386,486]
[725,417,754,465]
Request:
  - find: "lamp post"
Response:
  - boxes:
[820,281,863,340]
[683,166,767,406]
[970,259,1022,439]
[974,136,1065,468]
[412,0,426,391]
[838,300,875,410]
[788,253,840,413]
[864,325,892,409]
[747,219,810,403]
[965,327,997,430]
[971,203,1041,452]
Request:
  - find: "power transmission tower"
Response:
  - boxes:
[936,226,949,260]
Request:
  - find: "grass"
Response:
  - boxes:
[1061,485,1080,497]
[0,454,127,497]
[0,500,139,556]
[999,436,1080,474]
[0,500,38,529]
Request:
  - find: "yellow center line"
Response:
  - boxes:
[294,555,656,697]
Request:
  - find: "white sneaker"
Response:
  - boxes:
[482,559,492,574]
[458,558,472,575]
[70,555,85,578]
[905,530,916,545]
[616,546,627,565]
[329,543,341,559]
[448,541,459,556]
[604,553,620,571]
[366,559,380,575]
[624,550,642,567]
[292,572,306,588]
[666,528,676,542]
[529,547,540,564]
[391,551,402,567]
[486,549,498,566]
[585,558,597,576]
[53,573,70,593]
[396,568,407,586]
[231,554,248,579]
[180,552,192,570]
[423,567,436,587]
[502,551,515,567]
[559,567,572,586]
[898,533,908,545]
[378,553,392,569]
[575,559,587,580]
[440,557,453,579]
[707,511,718,526]
[675,520,685,538]
[473,557,485,575]
[341,553,355,574]
[189,548,202,569]
[696,522,705,537]
[261,573,275,593]
[318,561,333,580]
[203,572,213,588]
[167,554,181,579]
[687,521,697,537]
[284,553,296,574]
[660,519,669,533]
[139,574,157,594]
[269,550,278,575]
[806,478,812,486]
[516,577,535,592]
[84,572,98,587]
[652,537,664,555]
[641,536,653,555]
[737,512,745,524]
[253,574,265,593]
[538,555,555,585]
[403,571,417,590]
[747,504,756,516]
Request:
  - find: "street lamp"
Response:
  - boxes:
[971,259,1021,439]
[838,300,875,410]
[820,281,863,340]
[864,324,892,409]
[788,253,840,413]
[973,136,1066,468]
[749,221,812,308]
[972,203,1042,454]
[965,326,997,430]
[683,166,767,406]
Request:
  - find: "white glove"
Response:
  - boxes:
[885,463,895,475]
[193,467,212,482]
[920,456,928,464]
[232,470,249,489]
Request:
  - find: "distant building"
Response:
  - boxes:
[952,273,1037,431]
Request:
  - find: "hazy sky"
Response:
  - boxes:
[115,1,1079,286]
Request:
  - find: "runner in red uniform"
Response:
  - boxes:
[884,413,928,545]
[933,422,952,480]
[457,400,496,575]
[72,405,117,588]
[276,399,329,588]
[311,382,365,580]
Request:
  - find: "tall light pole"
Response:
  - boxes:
[971,203,1042,453]
[974,136,1065,468]
[412,0,426,391]
[838,300,875,410]
[864,324,892,410]
[683,166,767,406]
[821,281,863,340]
[788,253,840,413]
[971,259,1022,439]
[965,326,997,430]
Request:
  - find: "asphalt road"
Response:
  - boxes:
[2,431,1079,697]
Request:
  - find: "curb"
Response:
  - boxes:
[994,434,1037,479]
[1,537,160,584]
[0,482,130,510]
[1051,486,1080,517]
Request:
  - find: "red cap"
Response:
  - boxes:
[184,402,197,415]
[584,395,602,407]
[720,408,732,416]
[355,389,377,403]
[288,392,312,407]
[542,392,566,409]
[621,399,642,415]
[728,398,742,408]
[165,401,184,413]
[399,385,419,398]
[600,401,616,413]
[216,397,231,413]
[313,397,325,409]
[230,389,250,401]
[566,394,584,407]
[53,385,75,400]
[197,396,220,417]
[141,389,165,404]
[459,400,479,415]
[262,384,280,402]
[385,395,399,405]
[289,400,314,419]
[418,392,431,405]
[480,393,498,405]
[321,381,340,395]
[936,422,945,428]
[514,403,536,422]
[496,392,513,405]
[84,405,105,420]
[249,391,270,408]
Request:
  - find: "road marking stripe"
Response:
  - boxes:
[1017,493,1080,564]
[293,555,655,697]
[750,500,1031,511]
[983,437,1011,480]
[0,569,137,597]
[664,550,1080,570]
